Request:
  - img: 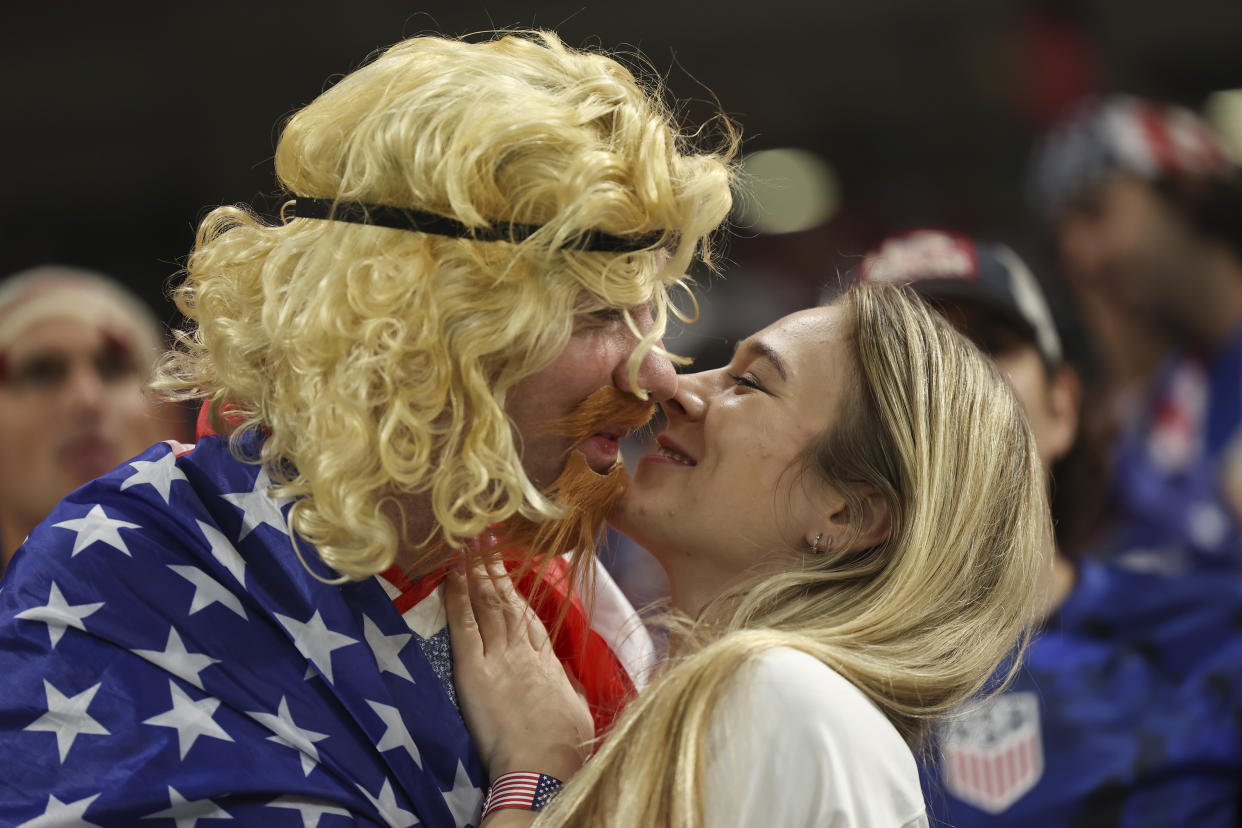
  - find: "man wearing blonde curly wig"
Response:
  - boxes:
[0,31,734,827]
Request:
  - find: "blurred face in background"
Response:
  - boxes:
[1056,173,1200,333]
[0,290,170,563]
[937,301,1077,472]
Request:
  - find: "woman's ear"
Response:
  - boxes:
[824,486,891,553]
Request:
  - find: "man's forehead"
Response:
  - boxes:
[574,287,658,307]
[0,289,155,354]
[5,319,135,357]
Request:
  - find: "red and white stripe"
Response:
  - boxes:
[1113,98,1231,179]
[482,772,563,819]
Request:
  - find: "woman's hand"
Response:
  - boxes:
[446,554,594,784]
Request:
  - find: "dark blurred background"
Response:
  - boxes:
[4,0,1241,359]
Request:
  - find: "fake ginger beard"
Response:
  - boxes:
[498,386,655,576]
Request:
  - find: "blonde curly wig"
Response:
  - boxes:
[158,31,736,580]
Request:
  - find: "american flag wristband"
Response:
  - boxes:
[481,772,564,821]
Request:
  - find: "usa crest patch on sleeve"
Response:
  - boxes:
[941,691,1044,814]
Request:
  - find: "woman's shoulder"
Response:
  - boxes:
[743,645,873,702]
[705,645,929,827]
[731,646,908,754]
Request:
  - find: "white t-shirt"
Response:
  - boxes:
[704,647,929,828]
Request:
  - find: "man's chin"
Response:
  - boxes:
[501,386,653,558]
[501,449,630,563]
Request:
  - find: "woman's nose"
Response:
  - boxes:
[661,370,708,422]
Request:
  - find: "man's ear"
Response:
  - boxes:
[823,486,891,554]
[1045,364,1081,466]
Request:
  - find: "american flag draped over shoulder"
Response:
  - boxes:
[0,433,489,827]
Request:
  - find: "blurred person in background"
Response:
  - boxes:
[859,229,1242,827]
[0,265,186,570]
[1032,95,1242,572]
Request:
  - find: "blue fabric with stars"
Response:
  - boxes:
[921,559,1242,827]
[1104,330,1242,572]
[0,434,486,827]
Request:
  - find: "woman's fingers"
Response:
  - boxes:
[444,563,482,659]
[447,552,594,782]
[482,554,536,644]
[461,552,556,655]
[465,556,511,649]
[566,670,590,711]
[493,558,555,653]
[524,590,552,653]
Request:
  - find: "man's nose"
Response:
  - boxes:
[1059,218,1108,286]
[614,306,679,402]
[61,362,106,414]
[616,345,678,402]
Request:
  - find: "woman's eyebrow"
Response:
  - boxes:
[732,338,789,381]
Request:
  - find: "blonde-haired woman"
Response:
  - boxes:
[449,282,1050,827]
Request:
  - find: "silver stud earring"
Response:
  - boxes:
[810,533,825,554]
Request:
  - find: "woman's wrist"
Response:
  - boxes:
[480,810,539,827]
[490,745,586,785]
[481,772,564,823]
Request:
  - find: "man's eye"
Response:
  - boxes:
[96,347,138,383]
[10,356,69,389]
[728,373,764,391]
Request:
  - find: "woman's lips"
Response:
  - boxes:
[640,435,697,467]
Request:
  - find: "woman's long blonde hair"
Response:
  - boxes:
[156,31,735,580]
[536,283,1049,827]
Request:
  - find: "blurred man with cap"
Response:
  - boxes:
[0,265,185,570]
[860,228,1242,827]
[1032,95,1242,571]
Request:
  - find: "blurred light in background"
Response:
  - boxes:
[734,148,841,235]
[1206,89,1242,163]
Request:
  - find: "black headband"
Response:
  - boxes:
[288,197,664,254]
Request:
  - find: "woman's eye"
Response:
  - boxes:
[727,372,764,392]
[591,308,625,323]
